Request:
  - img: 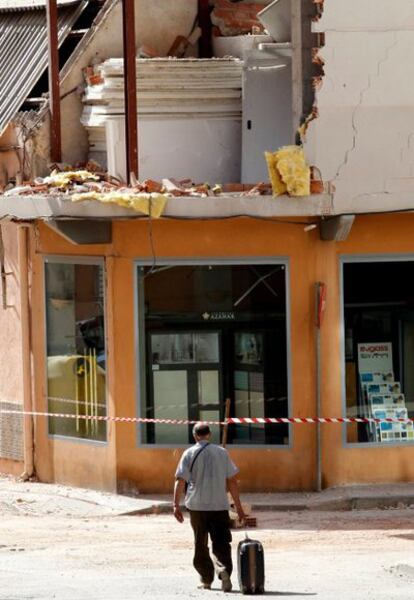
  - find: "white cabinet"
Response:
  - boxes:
[242,45,293,183]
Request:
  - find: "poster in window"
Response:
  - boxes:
[357,342,393,373]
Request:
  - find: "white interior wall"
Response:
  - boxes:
[60,0,198,166]
[305,0,414,212]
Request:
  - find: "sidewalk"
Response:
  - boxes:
[128,483,414,515]
[2,474,414,517]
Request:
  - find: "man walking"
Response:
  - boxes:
[173,423,246,592]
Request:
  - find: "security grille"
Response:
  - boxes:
[0,401,23,461]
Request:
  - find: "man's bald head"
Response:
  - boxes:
[192,423,211,440]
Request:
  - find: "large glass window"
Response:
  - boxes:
[45,260,107,441]
[137,263,289,446]
[343,259,414,444]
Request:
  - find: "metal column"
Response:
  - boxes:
[315,282,327,492]
[46,0,62,163]
[122,0,138,182]
[198,0,212,58]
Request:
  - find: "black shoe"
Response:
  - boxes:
[198,581,212,590]
[220,571,232,592]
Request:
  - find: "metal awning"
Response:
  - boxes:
[0,0,88,136]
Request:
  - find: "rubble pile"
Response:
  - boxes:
[4,169,272,198]
[3,166,273,217]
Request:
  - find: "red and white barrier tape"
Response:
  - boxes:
[229,417,413,424]
[0,409,413,426]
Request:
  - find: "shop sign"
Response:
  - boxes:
[202,311,235,321]
[357,342,393,373]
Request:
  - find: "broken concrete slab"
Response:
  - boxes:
[0,192,334,220]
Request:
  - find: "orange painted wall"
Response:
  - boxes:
[30,213,414,494]
[0,223,25,466]
[320,213,414,487]
[111,218,318,493]
[0,458,23,477]
[30,227,117,492]
[34,218,318,493]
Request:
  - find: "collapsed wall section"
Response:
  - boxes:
[60,0,198,166]
[300,0,325,128]
[210,0,270,36]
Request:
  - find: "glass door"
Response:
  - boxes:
[147,331,222,444]
[227,327,289,445]
[232,331,265,443]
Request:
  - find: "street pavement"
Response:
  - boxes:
[1,475,414,599]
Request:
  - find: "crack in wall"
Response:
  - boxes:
[400,131,414,177]
[332,31,399,184]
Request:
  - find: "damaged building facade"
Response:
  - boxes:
[1,0,414,494]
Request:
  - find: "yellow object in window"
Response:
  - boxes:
[265,145,311,197]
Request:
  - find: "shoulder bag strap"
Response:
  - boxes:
[189,443,210,475]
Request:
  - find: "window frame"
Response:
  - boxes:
[134,257,293,449]
[340,253,414,448]
[43,255,108,445]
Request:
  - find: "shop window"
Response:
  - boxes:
[137,263,290,446]
[343,259,414,445]
[45,259,107,442]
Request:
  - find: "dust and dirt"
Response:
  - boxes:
[1,476,414,599]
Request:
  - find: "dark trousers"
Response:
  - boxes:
[189,510,233,585]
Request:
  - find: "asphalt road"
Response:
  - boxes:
[1,504,414,599]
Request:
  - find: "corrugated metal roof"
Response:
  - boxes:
[0,1,88,135]
[0,1,80,12]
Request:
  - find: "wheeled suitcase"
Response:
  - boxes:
[237,537,265,594]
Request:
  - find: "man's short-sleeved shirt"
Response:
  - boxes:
[175,441,239,511]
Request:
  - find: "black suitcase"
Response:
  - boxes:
[237,537,265,595]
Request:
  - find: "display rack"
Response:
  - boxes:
[360,372,414,442]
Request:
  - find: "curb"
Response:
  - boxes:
[120,495,414,517]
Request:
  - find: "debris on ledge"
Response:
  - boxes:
[2,165,275,218]
[1,154,325,219]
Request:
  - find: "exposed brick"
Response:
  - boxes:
[222,183,244,192]
[211,0,268,36]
